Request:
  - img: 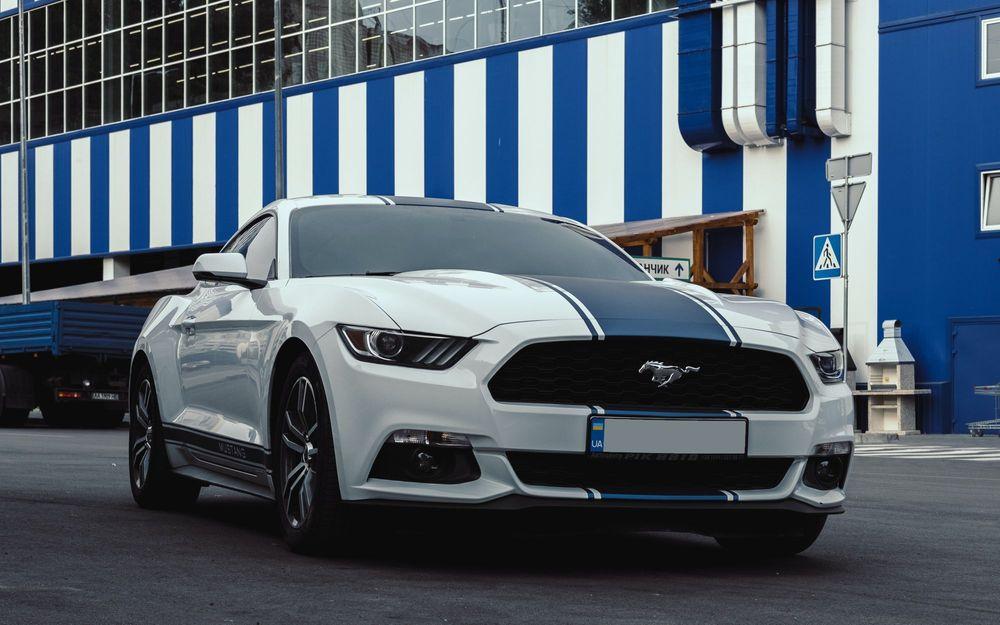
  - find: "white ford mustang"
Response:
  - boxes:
[129,195,854,556]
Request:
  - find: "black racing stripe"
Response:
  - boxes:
[161,424,270,468]
[518,276,598,338]
[537,276,732,343]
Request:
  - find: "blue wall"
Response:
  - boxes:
[879,4,1000,428]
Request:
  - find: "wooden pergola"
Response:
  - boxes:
[594,210,765,296]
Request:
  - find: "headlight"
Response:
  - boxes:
[338,325,476,369]
[809,351,845,383]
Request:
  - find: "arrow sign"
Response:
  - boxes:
[832,181,866,223]
[826,153,872,182]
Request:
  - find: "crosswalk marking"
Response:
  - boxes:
[855,444,1000,462]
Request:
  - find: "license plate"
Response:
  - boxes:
[90,392,120,401]
[588,417,747,455]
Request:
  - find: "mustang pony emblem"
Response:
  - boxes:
[639,362,700,388]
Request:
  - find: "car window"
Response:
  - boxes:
[222,216,277,281]
[289,205,648,281]
[244,217,277,281]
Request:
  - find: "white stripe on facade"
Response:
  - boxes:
[0,151,18,263]
[743,144,787,302]
[394,71,424,197]
[108,130,130,252]
[830,0,878,380]
[286,93,314,199]
[148,122,172,248]
[517,46,553,213]
[70,138,91,256]
[453,59,486,202]
[660,21,702,261]
[33,145,54,260]
[0,0,15,12]
[237,103,263,225]
[192,113,216,243]
[586,33,625,226]
[338,82,367,194]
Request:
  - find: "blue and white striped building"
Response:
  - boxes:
[0,0,999,432]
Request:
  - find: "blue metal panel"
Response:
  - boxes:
[785,135,831,325]
[171,117,194,246]
[951,318,1000,433]
[215,108,239,241]
[90,134,109,254]
[552,39,587,223]
[625,25,663,222]
[262,99,277,205]
[312,87,340,195]
[486,53,518,206]
[53,141,71,258]
[677,0,736,153]
[785,0,816,135]
[765,0,787,137]
[367,77,395,195]
[880,14,1000,400]
[702,150,743,281]
[424,65,454,199]
[0,302,148,357]
[129,126,150,250]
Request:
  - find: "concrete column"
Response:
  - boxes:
[102,256,130,281]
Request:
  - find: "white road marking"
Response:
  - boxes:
[855,444,1000,462]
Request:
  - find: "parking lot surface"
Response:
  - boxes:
[1,423,999,625]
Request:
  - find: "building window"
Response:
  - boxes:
[982,171,1000,232]
[0,0,679,146]
[983,17,1000,80]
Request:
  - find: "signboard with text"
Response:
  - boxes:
[634,257,691,281]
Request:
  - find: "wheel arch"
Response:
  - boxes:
[267,337,320,471]
[129,350,152,407]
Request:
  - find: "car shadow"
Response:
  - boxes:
[183,492,846,579]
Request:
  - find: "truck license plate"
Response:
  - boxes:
[91,392,120,401]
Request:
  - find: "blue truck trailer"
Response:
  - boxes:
[0,302,150,427]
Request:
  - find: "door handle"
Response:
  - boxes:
[181,316,197,336]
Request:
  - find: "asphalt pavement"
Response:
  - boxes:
[1,420,999,625]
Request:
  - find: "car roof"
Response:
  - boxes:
[262,194,571,221]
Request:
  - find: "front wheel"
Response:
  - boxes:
[275,354,354,555]
[128,366,201,509]
[714,514,828,557]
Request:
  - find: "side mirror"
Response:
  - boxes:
[192,253,267,289]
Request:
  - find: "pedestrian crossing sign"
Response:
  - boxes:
[813,233,843,280]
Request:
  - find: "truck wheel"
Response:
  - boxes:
[0,406,29,426]
[714,514,827,557]
[129,366,201,510]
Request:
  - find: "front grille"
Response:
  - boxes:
[507,452,793,493]
[488,338,809,412]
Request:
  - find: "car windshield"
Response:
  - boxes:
[289,205,650,282]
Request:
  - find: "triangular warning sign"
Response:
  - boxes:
[815,237,841,271]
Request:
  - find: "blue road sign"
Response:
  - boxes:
[813,233,843,280]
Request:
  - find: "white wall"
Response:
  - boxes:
[830,0,879,381]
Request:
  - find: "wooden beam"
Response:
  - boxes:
[745,218,756,296]
[691,228,704,284]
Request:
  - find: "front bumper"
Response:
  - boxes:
[313,321,854,512]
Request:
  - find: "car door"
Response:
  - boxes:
[175,216,283,446]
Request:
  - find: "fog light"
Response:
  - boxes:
[804,455,846,490]
[412,450,440,475]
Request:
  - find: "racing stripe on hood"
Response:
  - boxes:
[533,276,740,345]
[518,276,604,339]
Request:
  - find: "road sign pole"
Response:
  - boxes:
[842,211,849,371]
[273,0,285,201]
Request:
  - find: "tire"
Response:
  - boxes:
[0,406,29,427]
[129,364,201,510]
[275,354,354,556]
[714,514,828,557]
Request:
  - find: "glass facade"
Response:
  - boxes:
[0,0,677,146]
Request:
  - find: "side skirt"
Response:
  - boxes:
[162,423,275,500]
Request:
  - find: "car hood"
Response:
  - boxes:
[313,270,834,350]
